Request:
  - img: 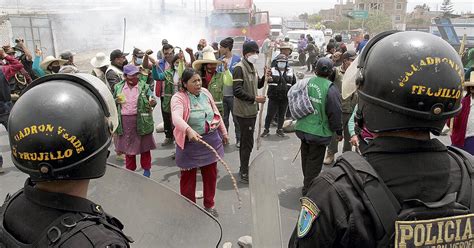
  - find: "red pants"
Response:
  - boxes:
[180,162,217,209]
[125,151,152,171]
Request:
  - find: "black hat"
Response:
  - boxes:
[220,37,234,49]
[60,51,76,60]
[162,39,168,45]
[315,57,334,73]
[110,49,129,61]
[242,40,259,55]
[132,47,145,57]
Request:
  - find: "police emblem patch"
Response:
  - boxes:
[297,197,320,238]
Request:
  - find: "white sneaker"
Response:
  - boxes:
[195,190,203,199]
[323,153,335,165]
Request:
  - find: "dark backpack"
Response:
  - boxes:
[333,147,474,248]
[0,190,133,248]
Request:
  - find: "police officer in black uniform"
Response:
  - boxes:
[289,31,474,247]
[0,74,133,247]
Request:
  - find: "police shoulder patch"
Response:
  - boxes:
[297,197,321,238]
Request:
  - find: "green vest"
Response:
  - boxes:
[207,72,224,113]
[114,80,154,136]
[162,70,176,113]
[295,77,333,137]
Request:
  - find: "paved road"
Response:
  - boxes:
[0,58,453,247]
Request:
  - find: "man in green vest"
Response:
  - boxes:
[295,57,342,196]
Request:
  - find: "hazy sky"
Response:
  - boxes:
[253,0,474,17]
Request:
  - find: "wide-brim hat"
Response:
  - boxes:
[192,46,222,71]
[465,71,474,87]
[40,56,67,71]
[279,42,293,51]
[90,52,110,68]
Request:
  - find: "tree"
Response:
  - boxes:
[298,13,309,21]
[441,0,454,16]
[364,12,392,34]
[307,13,322,25]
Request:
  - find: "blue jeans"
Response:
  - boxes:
[223,96,240,142]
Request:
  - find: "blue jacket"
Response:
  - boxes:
[356,39,369,53]
[218,55,241,74]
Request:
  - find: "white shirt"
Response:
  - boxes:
[466,97,474,138]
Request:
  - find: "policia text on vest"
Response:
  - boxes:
[395,213,474,248]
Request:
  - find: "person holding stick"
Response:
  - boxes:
[232,41,270,183]
[171,68,229,217]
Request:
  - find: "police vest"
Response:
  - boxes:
[333,147,474,248]
[0,190,133,248]
[268,68,293,100]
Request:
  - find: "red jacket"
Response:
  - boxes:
[450,94,472,147]
[1,55,24,81]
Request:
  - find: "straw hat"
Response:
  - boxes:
[90,52,110,68]
[465,71,474,87]
[40,56,67,71]
[192,46,222,71]
[279,42,293,51]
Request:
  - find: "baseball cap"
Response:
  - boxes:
[315,57,334,73]
[123,64,140,75]
[132,48,145,57]
[110,49,129,61]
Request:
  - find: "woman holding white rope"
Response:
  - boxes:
[171,68,229,217]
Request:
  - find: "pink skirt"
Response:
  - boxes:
[114,115,156,155]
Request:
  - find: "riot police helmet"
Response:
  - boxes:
[8,73,118,181]
[356,31,464,135]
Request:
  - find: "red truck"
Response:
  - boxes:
[209,0,270,46]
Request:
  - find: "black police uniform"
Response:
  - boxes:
[0,179,131,247]
[289,136,463,247]
[0,74,132,247]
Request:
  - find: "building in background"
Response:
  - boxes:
[353,0,407,30]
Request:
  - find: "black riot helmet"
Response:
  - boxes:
[356,31,464,135]
[8,73,119,182]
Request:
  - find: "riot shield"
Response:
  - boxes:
[341,55,359,100]
[249,151,283,248]
[88,163,222,248]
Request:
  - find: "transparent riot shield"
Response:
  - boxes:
[249,151,283,248]
[89,163,222,248]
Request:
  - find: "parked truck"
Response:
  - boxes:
[270,16,283,39]
[209,0,270,46]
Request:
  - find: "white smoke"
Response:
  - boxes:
[1,0,211,68]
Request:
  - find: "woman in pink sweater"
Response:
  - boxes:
[171,68,228,217]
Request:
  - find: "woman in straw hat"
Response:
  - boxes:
[192,46,232,114]
[450,72,474,155]
[171,68,229,217]
[32,48,67,77]
[90,52,110,83]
